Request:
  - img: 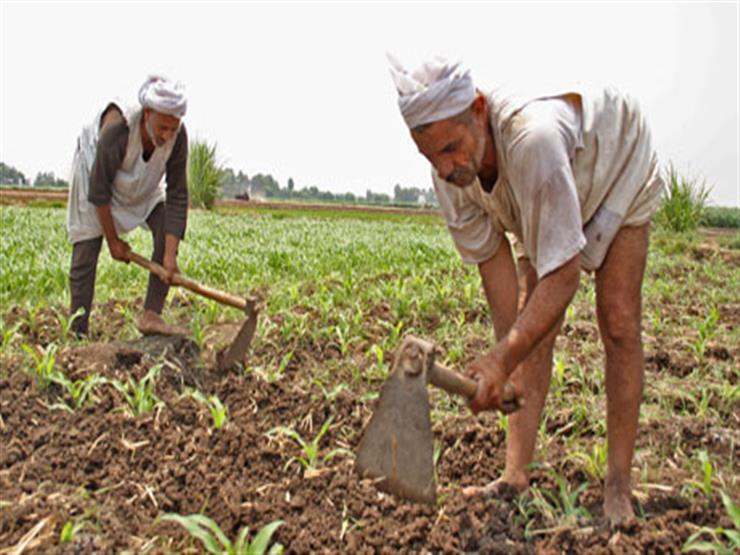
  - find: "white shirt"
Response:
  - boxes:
[433,86,664,277]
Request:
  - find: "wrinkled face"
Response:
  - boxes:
[143,109,181,147]
[411,113,485,187]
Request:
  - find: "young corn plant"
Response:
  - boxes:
[256,351,293,383]
[682,450,716,500]
[567,440,608,482]
[185,389,228,429]
[162,514,284,555]
[189,310,207,351]
[51,373,107,411]
[60,518,88,544]
[0,319,21,355]
[110,363,163,416]
[682,490,740,554]
[311,378,349,402]
[22,343,64,389]
[53,306,85,340]
[267,416,350,472]
[692,306,720,363]
[523,470,591,532]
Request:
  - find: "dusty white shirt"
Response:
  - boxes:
[433,86,664,278]
[67,108,176,244]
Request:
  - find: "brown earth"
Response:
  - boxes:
[1,327,736,553]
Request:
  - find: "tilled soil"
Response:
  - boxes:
[1,336,735,553]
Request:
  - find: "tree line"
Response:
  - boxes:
[1,159,438,207]
[0,162,68,188]
[222,168,438,207]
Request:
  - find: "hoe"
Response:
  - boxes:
[356,335,522,504]
[129,251,259,371]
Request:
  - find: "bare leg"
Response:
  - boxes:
[136,202,186,336]
[464,257,564,497]
[595,224,649,526]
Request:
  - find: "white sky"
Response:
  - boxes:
[1,1,738,206]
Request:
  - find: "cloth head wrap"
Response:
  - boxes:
[138,75,188,118]
[388,54,475,129]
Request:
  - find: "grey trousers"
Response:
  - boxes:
[69,202,170,335]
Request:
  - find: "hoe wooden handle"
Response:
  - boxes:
[428,363,522,413]
[128,251,248,311]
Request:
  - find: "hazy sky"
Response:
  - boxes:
[1,1,738,206]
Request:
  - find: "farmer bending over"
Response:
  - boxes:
[389,55,664,526]
[67,75,189,336]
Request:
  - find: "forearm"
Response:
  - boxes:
[478,237,519,342]
[165,233,179,259]
[494,254,581,375]
[95,205,118,242]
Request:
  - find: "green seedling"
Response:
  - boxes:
[683,450,716,500]
[60,518,88,544]
[267,416,350,471]
[190,310,207,351]
[521,470,591,532]
[22,342,64,389]
[692,306,720,363]
[682,490,740,554]
[162,513,284,555]
[256,351,293,383]
[650,306,667,336]
[185,389,228,429]
[110,363,163,416]
[51,373,107,411]
[53,306,85,340]
[567,440,608,482]
[339,504,361,542]
[22,301,43,337]
[0,319,21,355]
[311,379,349,402]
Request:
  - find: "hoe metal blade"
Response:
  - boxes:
[356,342,437,504]
[218,298,259,371]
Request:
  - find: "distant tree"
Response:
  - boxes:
[250,173,281,198]
[0,162,28,185]
[287,177,295,193]
[220,167,253,199]
[33,171,68,188]
[392,184,421,204]
[365,189,391,204]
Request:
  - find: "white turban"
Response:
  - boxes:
[388,54,475,129]
[138,75,188,119]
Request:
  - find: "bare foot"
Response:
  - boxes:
[136,310,188,336]
[604,480,635,528]
[462,474,529,500]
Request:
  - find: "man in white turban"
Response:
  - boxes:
[67,75,190,336]
[389,55,664,527]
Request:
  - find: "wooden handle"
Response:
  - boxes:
[128,251,248,311]
[428,362,479,398]
[428,362,521,412]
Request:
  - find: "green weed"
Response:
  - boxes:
[52,373,107,411]
[267,416,350,471]
[185,389,228,429]
[110,363,163,416]
[655,164,711,232]
[188,140,226,210]
[682,490,740,553]
[162,513,284,555]
[22,343,63,388]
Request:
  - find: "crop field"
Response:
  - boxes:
[0,204,738,553]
